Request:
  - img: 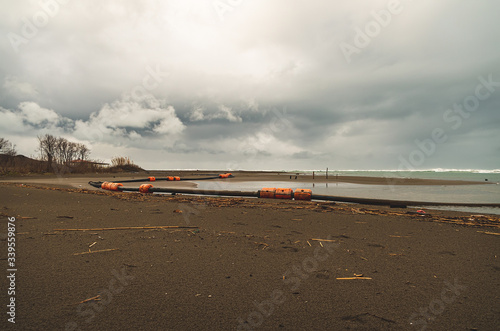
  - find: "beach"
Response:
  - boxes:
[1,174,499,330]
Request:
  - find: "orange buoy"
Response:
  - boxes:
[259,187,276,199]
[108,183,123,191]
[219,173,232,178]
[101,181,112,190]
[148,176,156,182]
[174,176,181,181]
[275,188,293,199]
[139,184,153,193]
[167,176,174,181]
[294,188,312,201]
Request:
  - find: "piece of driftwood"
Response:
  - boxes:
[477,231,500,236]
[55,226,198,231]
[77,295,101,304]
[336,277,372,280]
[73,248,119,255]
[310,238,337,242]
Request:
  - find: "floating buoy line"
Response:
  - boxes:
[88,173,500,208]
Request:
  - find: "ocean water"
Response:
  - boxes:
[294,169,500,183]
[193,169,500,215]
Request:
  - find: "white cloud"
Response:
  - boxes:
[18,102,61,126]
[80,94,185,138]
[0,95,186,157]
[3,76,38,99]
[213,104,242,122]
[189,106,205,121]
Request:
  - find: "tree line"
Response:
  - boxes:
[1,135,142,175]
[37,134,90,166]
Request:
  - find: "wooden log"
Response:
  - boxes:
[55,226,198,231]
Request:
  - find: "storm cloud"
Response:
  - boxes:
[1,0,499,170]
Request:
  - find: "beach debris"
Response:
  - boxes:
[310,238,337,242]
[254,242,269,250]
[307,241,311,246]
[123,263,137,268]
[73,248,119,255]
[416,209,426,215]
[291,218,303,221]
[88,242,97,248]
[477,231,500,236]
[354,273,364,277]
[54,225,198,231]
[173,209,183,213]
[20,216,37,219]
[77,295,101,304]
[336,277,372,280]
[56,215,74,219]
[389,235,411,238]
[360,256,368,261]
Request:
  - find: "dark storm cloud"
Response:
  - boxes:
[0,0,499,170]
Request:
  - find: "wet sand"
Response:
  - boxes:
[0,180,499,330]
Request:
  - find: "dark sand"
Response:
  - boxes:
[1,176,499,330]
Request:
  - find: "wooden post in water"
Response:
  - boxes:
[326,167,328,180]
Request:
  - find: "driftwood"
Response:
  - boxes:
[73,249,119,255]
[77,295,101,304]
[55,226,198,231]
[310,238,337,242]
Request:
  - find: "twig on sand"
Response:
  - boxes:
[77,295,101,304]
[310,238,337,242]
[54,226,198,231]
[477,231,500,236]
[336,277,372,280]
[73,248,119,255]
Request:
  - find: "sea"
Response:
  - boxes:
[193,169,500,215]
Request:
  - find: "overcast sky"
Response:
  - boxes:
[1,0,499,170]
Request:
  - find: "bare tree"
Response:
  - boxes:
[76,143,90,161]
[0,137,17,156]
[0,138,6,151]
[55,137,68,164]
[38,134,58,170]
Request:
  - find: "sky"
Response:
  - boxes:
[1,0,499,171]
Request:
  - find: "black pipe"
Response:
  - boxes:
[88,181,500,208]
[311,194,500,208]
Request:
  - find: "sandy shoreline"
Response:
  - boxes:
[1,182,499,330]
